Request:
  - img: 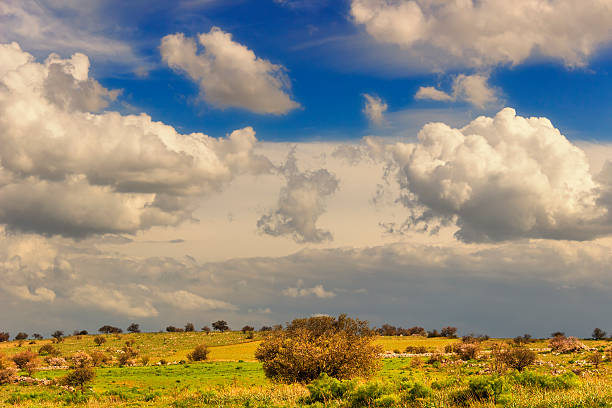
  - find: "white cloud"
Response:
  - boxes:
[415,73,498,108]
[0,42,271,237]
[161,28,300,114]
[283,281,336,298]
[257,150,339,243]
[157,290,238,311]
[71,285,159,318]
[5,285,56,302]
[350,0,612,68]
[362,93,388,125]
[383,107,612,242]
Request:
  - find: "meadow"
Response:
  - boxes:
[0,332,610,407]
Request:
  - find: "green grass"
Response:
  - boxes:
[1,333,610,407]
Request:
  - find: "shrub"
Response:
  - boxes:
[212,320,229,332]
[405,345,428,354]
[187,344,210,362]
[63,367,95,392]
[184,323,195,332]
[302,373,355,404]
[93,335,106,346]
[457,342,480,361]
[15,332,28,340]
[127,323,140,333]
[69,352,93,368]
[32,334,43,340]
[255,314,382,383]
[0,332,9,342]
[12,350,38,369]
[259,326,272,332]
[441,326,458,338]
[549,336,587,353]
[201,326,211,334]
[499,347,536,372]
[588,352,603,369]
[140,355,150,366]
[512,371,579,390]
[241,325,255,333]
[0,353,17,384]
[348,382,389,407]
[166,326,183,333]
[88,351,108,367]
[38,344,60,357]
[453,376,506,404]
[118,346,138,367]
[402,382,433,402]
[513,334,533,345]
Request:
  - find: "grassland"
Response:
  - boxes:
[0,333,610,407]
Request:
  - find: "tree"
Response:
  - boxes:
[187,344,210,361]
[551,331,565,338]
[499,347,536,372]
[212,320,229,332]
[63,367,95,392]
[241,325,254,334]
[99,325,122,334]
[379,324,397,336]
[513,334,533,345]
[127,323,141,333]
[592,328,607,340]
[166,326,183,332]
[14,332,28,341]
[201,326,211,334]
[441,326,458,338]
[93,336,106,346]
[184,322,195,332]
[255,314,382,383]
[32,334,43,340]
[51,330,64,342]
[259,326,272,332]
[588,352,603,369]
[0,332,9,342]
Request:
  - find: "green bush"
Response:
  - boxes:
[402,382,433,402]
[38,344,60,357]
[302,373,355,404]
[453,376,507,405]
[187,344,210,362]
[512,371,579,390]
[348,382,389,408]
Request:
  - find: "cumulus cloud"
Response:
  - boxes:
[157,290,238,311]
[283,280,336,298]
[416,73,499,109]
[257,150,339,243]
[384,108,612,242]
[362,93,388,125]
[350,0,612,68]
[0,42,271,237]
[161,28,300,114]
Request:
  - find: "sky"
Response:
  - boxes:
[0,0,611,338]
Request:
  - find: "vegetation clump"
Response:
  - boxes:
[255,314,382,383]
[0,353,17,385]
[499,346,536,372]
[549,336,587,353]
[187,344,210,362]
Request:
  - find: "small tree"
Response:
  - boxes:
[201,326,211,334]
[63,367,95,392]
[51,330,64,343]
[166,326,183,333]
[551,331,565,338]
[184,322,195,332]
[32,334,43,340]
[260,326,272,332]
[588,352,603,369]
[513,334,533,345]
[0,332,9,342]
[38,344,60,357]
[93,335,106,346]
[15,332,28,341]
[500,347,536,372]
[212,320,229,332]
[592,328,607,340]
[127,323,141,333]
[187,344,210,361]
[441,326,458,338]
[241,325,254,334]
[255,314,382,383]
[99,325,122,334]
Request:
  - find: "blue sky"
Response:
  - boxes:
[0,0,611,337]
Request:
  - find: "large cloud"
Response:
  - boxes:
[350,0,612,68]
[0,42,271,237]
[161,28,300,114]
[257,150,339,243]
[384,108,612,242]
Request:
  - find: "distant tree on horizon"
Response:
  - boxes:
[51,330,64,342]
[99,325,122,334]
[241,325,254,334]
[0,332,9,342]
[32,333,43,340]
[592,328,607,340]
[201,326,211,334]
[184,323,195,332]
[212,320,229,332]
[14,332,28,341]
[127,323,141,333]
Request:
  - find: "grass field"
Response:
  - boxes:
[0,333,610,407]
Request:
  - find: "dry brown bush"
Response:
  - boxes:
[187,344,210,362]
[549,336,587,353]
[12,350,38,369]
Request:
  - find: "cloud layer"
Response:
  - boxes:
[0,42,271,237]
[350,0,612,68]
[161,28,300,114]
